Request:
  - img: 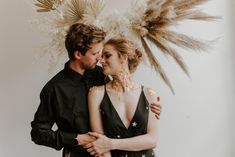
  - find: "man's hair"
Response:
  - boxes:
[65,23,106,60]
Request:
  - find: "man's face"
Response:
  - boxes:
[80,42,103,70]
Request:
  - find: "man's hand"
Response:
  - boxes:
[76,133,96,146]
[150,96,162,119]
[83,132,112,156]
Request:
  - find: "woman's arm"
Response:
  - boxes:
[87,86,112,157]
[88,86,105,134]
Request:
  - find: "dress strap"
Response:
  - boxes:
[104,83,107,94]
[141,85,144,91]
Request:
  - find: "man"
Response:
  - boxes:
[31,23,162,157]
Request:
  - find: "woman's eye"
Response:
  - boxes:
[104,54,111,58]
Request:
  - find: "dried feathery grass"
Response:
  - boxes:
[131,0,219,92]
[63,0,87,25]
[153,29,209,51]
[174,0,209,11]
[141,37,175,94]
[187,11,219,21]
[82,0,105,25]
[35,0,55,12]
[35,0,64,12]
[144,0,167,22]
[147,33,190,77]
[34,0,218,92]
[175,10,219,22]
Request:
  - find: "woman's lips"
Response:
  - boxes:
[102,65,108,68]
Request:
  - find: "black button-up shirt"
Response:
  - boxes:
[31,62,106,156]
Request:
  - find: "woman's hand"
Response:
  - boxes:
[75,133,96,146]
[84,132,112,156]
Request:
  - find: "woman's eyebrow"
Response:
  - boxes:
[102,51,109,54]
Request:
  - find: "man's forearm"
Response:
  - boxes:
[31,123,77,150]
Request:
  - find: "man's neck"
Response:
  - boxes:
[69,60,85,76]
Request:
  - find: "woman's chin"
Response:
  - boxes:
[103,67,110,75]
[103,71,110,75]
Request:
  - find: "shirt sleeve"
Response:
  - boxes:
[30,85,77,150]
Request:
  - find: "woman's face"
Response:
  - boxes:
[101,44,123,75]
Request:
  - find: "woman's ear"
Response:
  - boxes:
[120,54,128,63]
[74,50,82,60]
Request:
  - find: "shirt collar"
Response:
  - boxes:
[63,61,95,84]
[63,61,84,82]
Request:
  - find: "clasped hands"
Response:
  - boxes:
[77,132,111,157]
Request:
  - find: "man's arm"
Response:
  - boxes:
[30,86,77,150]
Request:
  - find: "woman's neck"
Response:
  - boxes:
[111,71,135,93]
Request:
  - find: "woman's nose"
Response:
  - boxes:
[100,57,105,64]
[97,53,102,60]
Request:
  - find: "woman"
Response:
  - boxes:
[87,35,159,157]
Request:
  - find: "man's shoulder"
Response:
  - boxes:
[42,69,66,92]
[86,65,105,78]
[88,65,107,85]
[93,65,103,73]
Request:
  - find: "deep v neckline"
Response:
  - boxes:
[104,86,143,131]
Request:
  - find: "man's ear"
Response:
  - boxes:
[74,50,82,60]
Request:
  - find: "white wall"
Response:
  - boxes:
[0,0,234,157]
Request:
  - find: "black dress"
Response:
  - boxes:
[100,86,156,157]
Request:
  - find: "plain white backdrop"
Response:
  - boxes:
[0,0,234,157]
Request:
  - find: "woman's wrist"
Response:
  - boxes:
[110,138,117,150]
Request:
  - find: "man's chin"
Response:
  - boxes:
[87,64,97,70]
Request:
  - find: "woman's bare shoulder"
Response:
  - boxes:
[89,85,105,99]
[89,85,105,95]
[143,86,158,103]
